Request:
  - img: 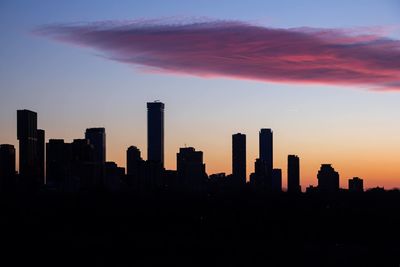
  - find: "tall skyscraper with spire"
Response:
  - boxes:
[147,101,164,167]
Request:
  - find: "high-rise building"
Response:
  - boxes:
[147,101,164,167]
[287,155,301,193]
[177,147,207,190]
[259,128,273,177]
[37,129,45,184]
[17,109,38,181]
[0,144,16,190]
[46,138,102,192]
[127,146,142,175]
[71,139,101,190]
[272,168,282,192]
[349,177,363,192]
[126,146,145,190]
[250,158,269,188]
[46,139,72,188]
[232,133,246,184]
[317,164,339,193]
[85,128,106,163]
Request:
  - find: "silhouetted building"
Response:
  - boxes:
[272,168,282,192]
[0,144,16,190]
[127,146,142,175]
[147,101,164,167]
[259,128,273,177]
[126,146,145,189]
[47,138,103,192]
[177,147,207,191]
[209,173,226,182]
[287,155,301,193]
[306,185,318,193]
[232,133,246,184]
[17,109,40,186]
[349,177,364,192]
[105,161,125,192]
[37,129,45,184]
[85,128,106,163]
[367,186,385,193]
[46,139,72,189]
[250,158,269,189]
[317,164,339,193]
[70,139,101,190]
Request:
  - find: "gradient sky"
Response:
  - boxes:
[1,0,400,190]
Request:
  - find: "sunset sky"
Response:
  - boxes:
[1,0,400,189]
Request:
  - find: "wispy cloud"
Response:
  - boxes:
[35,19,400,91]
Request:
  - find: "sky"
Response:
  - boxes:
[1,0,400,190]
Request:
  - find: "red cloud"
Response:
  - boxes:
[36,19,400,90]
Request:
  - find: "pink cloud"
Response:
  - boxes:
[35,19,400,90]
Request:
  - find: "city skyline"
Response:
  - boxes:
[1,1,400,190]
[0,104,383,192]
[2,100,400,190]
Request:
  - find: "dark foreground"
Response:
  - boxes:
[1,190,400,267]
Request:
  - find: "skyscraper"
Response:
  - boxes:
[127,146,142,175]
[37,129,45,184]
[317,164,340,193]
[349,177,363,192]
[17,109,38,181]
[272,168,282,192]
[232,133,246,184]
[177,147,207,190]
[70,139,100,190]
[259,128,273,177]
[46,139,72,188]
[147,101,164,167]
[0,144,16,190]
[85,128,106,163]
[287,155,301,193]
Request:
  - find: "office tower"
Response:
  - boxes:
[177,147,207,189]
[71,139,95,162]
[287,155,301,193]
[349,177,364,192]
[46,139,72,188]
[126,146,145,189]
[147,101,164,167]
[259,128,273,177]
[46,139,100,192]
[17,109,38,181]
[127,146,142,175]
[0,144,16,190]
[250,158,269,188]
[317,164,340,193]
[85,128,106,163]
[37,129,45,184]
[272,168,282,192]
[71,139,100,190]
[232,133,246,184]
